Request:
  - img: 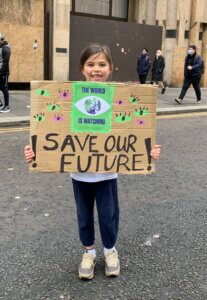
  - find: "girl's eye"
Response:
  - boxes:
[100,63,107,67]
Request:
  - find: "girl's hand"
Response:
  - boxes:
[150,144,161,160]
[24,145,35,163]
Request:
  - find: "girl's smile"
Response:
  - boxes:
[81,52,112,82]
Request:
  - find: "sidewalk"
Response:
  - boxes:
[0,88,207,127]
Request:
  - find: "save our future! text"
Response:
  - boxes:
[33,133,148,173]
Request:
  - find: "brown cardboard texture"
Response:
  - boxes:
[30,81,157,174]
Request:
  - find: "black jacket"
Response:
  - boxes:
[0,41,11,75]
[152,55,165,81]
[184,53,202,78]
[136,54,151,76]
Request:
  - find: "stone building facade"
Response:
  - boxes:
[1,0,207,87]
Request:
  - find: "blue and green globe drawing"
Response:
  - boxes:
[75,95,110,116]
[84,98,101,115]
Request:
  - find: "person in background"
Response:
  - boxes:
[175,45,203,105]
[136,48,151,84]
[0,32,11,113]
[151,49,166,94]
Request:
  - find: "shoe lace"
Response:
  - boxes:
[106,251,118,266]
[81,253,94,268]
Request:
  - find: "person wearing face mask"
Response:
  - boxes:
[151,50,166,94]
[136,48,151,84]
[0,32,11,113]
[175,45,203,104]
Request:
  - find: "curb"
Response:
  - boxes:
[0,116,30,128]
[156,106,207,115]
[0,120,30,127]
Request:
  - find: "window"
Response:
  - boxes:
[112,0,128,18]
[71,0,128,20]
[166,30,176,38]
[75,0,110,16]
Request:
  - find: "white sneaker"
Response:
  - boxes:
[105,249,120,277]
[175,98,182,105]
[79,253,96,280]
[0,106,10,113]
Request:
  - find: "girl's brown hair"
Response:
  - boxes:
[80,43,113,71]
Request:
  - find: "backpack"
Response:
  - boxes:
[195,55,205,74]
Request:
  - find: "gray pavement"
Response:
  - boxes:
[0,116,207,299]
[0,87,207,127]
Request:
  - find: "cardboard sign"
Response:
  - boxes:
[30,81,157,174]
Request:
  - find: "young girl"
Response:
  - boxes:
[24,44,161,280]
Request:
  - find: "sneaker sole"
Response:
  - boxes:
[105,262,120,277]
[79,272,94,280]
[105,265,120,277]
[79,261,96,280]
[0,110,11,113]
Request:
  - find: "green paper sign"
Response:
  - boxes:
[71,82,114,133]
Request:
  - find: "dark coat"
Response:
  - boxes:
[184,53,202,78]
[136,54,151,76]
[0,41,11,75]
[152,55,165,81]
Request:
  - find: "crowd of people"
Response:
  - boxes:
[136,45,204,104]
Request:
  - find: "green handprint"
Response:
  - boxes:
[134,107,149,117]
[34,113,45,123]
[129,94,140,104]
[115,113,131,123]
[47,102,60,111]
[36,89,50,96]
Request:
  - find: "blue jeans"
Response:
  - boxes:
[72,178,119,248]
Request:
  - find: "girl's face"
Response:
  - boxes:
[81,52,112,82]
